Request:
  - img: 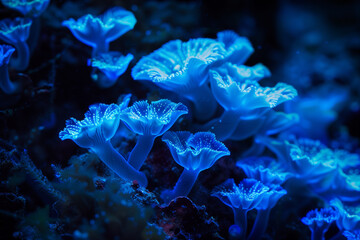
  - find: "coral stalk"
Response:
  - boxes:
[248,209,271,240]
[190,84,218,122]
[91,140,147,187]
[233,208,248,240]
[128,135,156,170]
[162,169,200,203]
[11,41,30,71]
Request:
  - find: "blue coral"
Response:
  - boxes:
[59,102,148,187]
[1,0,50,17]
[216,30,254,65]
[207,63,297,140]
[161,131,229,203]
[212,178,270,239]
[62,7,136,57]
[248,184,287,240]
[331,199,360,231]
[259,135,360,201]
[119,99,188,170]
[301,208,339,240]
[343,230,360,240]
[0,44,18,94]
[237,156,293,185]
[132,38,226,121]
[88,51,134,88]
[0,17,32,70]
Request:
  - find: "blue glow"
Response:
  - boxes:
[59,102,148,187]
[89,51,134,87]
[212,178,270,239]
[257,110,299,136]
[120,99,188,136]
[212,178,269,210]
[62,7,136,56]
[343,230,360,240]
[0,17,32,70]
[1,0,50,17]
[207,63,297,140]
[259,135,360,201]
[331,199,360,231]
[162,131,230,171]
[120,99,188,171]
[161,131,229,203]
[285,85,348,142]
[0,44,19,94]
[217,30,254,65]
[301,208,339,240]
[210,64,297,112]
[0,44,15,66]
[132,38,226,121]
[0,18,32,43]
[237,156,293,185]
[59,103,123,147]
[248,184,287,240]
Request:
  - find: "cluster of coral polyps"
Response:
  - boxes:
[1,2,359,240]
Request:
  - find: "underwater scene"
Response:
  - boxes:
[0,0,360,239]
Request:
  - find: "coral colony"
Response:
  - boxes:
[0,1,359,240]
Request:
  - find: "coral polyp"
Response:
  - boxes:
[63,7,136,56]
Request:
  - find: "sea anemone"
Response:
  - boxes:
[0,17,32,70]
[161,131,230,203]
[88,51,134,88]
[119,99,188,170]
[216,30,254,65]
[259,135,360,200]
[236,156,293,185]
[301,208,339,240]
[1,0,50,17]
[212,178,269,239]
[207,63,297,140]
[132,38,226,121]
[343,230,360,240]
[331,199,360,231]
[0,44,18,94]
[248,183,287,240]
[59,102,148,187]
[62,7,136,57]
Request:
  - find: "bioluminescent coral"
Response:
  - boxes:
[216,30,254,65]
[212,178,269,239]
[131,38,226,121]
[208,63,297,140]
[62,7,136,56]
[236,156,293,185]
[59,102,148,187]
[88,51,134,88]
[301,208,339,240]
[343,230,360,240]
[161,131,230,203]
[285,85,348,142]
[233,110,299,155]
[1,0,50,17]
[331,199,360,231]
[259,135,360,200]
[336,164,360,202]
[248,183,287,240]
[119,99,188,170]
[0,17,32,71]
[0,44,19,94]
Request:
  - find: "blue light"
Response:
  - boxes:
[89,51,134,88]
[0,17,32,70]
[1,0,50,17]
[62,7,136,57]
